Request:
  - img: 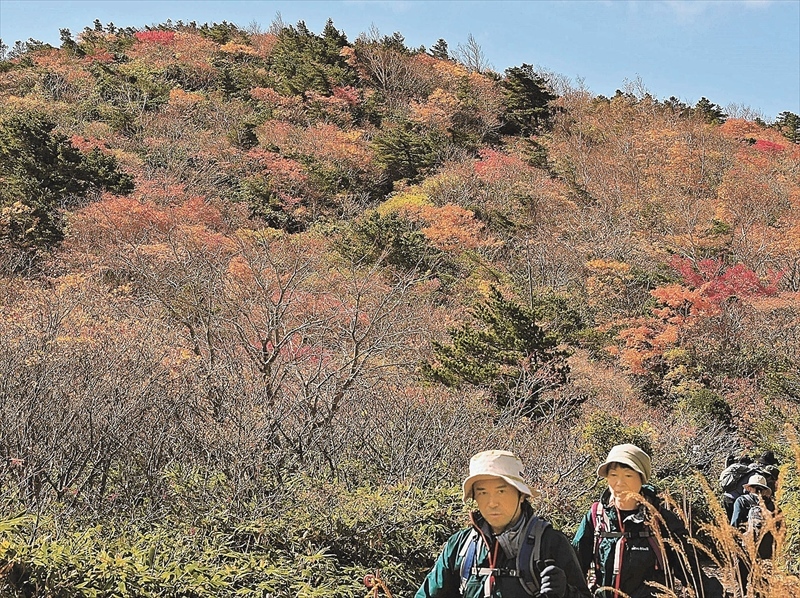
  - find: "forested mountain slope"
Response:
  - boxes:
[1,18,799,597]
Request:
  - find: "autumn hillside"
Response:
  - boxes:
[1,18,800,597]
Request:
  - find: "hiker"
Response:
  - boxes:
[415,450,591,598]
[754,451,780,494]
[572,444,722,598]
[730,473,780,597]
[719,454,755,521]
[731,473,778,559]
[761,465,780,494]
[756,450,778,469]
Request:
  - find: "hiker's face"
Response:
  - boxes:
[473,478,525,533]
[606,464,643,502]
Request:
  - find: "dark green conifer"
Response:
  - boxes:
[430,39,449,60]
[693,97,727,125]
[423,287,570,413]
[499,64,558,136]
[0,112,133,258]
[268,20,355,96]
[775,111,800,144]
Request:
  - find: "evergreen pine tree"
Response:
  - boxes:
[775,111,800,144]
[423,287,570,413]
[499,64,558,136]
[371,122,438,183]
[693,97,727,124]
[430,38,449,60]
[269,20,355,95]
[0,111,133,255]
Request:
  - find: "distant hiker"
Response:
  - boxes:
[754,451,780,494]
[572,444,723,598]
[756,450,778,468]
[415,450,591,598]
[761,464,780,494]
[731,473,778,559]
[730,473,780,597]
[719,454,755,521]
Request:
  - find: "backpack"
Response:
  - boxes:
[719,463,751,493]
[746,495,765,534]
[458,516,550,596]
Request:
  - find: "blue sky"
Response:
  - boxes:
[1,0,798,120]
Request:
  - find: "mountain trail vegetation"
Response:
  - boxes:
[1,16,800,597]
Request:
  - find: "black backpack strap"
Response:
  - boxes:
[518,516,551,596]
[598,529,656,539]
[459,517,553,596]
[591,502,666,576]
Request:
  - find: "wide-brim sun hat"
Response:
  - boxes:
[745,473,772,496]
[596,443,652,483]
[462,450,540,502]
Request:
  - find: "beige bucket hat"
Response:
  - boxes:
[745,473,772,496]
[596,443,652,483]
[462,450,539,502]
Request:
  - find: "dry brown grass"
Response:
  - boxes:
[655,426,800,598]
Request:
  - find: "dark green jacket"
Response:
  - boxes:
[416,503,591,598]
[572,486,706,598]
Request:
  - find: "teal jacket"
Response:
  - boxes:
[416,503,591,598]
[571,486,708,598]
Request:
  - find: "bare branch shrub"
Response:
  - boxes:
[453,34,491,74]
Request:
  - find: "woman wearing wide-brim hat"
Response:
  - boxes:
[571,444,720,598]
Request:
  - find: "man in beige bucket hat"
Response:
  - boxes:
[416,450,590,598]
[461,449,540,504]
[731,473,777,545]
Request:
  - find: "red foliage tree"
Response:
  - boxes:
[753,139,785,154]
[612,257,782,377]
[669,256,781,303]
[134,31,176,45]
